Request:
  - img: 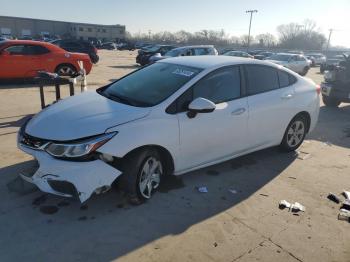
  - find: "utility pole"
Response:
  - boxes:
[148,30,152,40]
[246,9,258,51]
[326,29,333,55]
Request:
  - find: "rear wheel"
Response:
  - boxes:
[323,95,341,107]
[55,64,77,77]
[280,115,308,152]
[299,66,309,76]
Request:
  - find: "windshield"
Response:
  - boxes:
[268,54,291,61]
[100,62,202,107]
[164,49,182,57]
[145,45,162,52]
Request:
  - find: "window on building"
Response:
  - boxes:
[102,29,106,33]
[79,27,84,32]
[88,28,92,32]
[97,29,100,32]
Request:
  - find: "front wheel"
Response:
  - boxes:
[280,115,308,152]
[299,66,309,76]
[120,149,164,204]
[322,95,341,107]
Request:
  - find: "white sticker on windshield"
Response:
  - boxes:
[172,68,195,77]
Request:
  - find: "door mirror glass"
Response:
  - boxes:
[188,97,216,114]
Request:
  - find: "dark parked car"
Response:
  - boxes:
[254,51,274,60]
[136,45,176,66]
[51,39,99,64]
[118,42,135,51]
[321,54,350,107]
[320,55,345,73]
[100,42,117,50]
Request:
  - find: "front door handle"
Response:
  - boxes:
[281,94,293,99]
[231,108,246,115]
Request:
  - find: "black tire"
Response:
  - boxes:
[320,64,325,73]
[55,64,77,77]
[119,148,164,204]
[322,95,341,107]
[280,115,308,152]
[299,66,309,76]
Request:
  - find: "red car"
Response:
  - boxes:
[0,40,93,79]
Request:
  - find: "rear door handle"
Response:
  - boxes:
[281,94,293,99]
[231,108,246,115]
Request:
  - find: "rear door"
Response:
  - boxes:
[0,45,32,78]
[175,66,249,171]
[244,65,297,148]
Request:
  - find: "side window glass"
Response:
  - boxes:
[192,66,241,104]
[278,70,290,88]
[245,65,279,95]
[5,45,25,55]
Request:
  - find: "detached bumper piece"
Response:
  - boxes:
[18,144,122,202]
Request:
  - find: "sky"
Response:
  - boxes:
[0,0,349,47]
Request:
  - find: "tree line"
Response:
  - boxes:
[127,20,327,51]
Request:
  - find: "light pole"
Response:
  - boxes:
[326,29,333,55]
[246,9,258,51]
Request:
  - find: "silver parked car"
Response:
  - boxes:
[265,53,310,76]
[149,45,218,63]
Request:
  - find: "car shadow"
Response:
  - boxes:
[0,147,296,261]
[0,114,33,130]
[307,104,350,148]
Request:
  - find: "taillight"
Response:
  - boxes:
[316,84,321,95]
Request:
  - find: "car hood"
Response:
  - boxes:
[25,91,151,141]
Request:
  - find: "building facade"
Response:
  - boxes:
[0,15,126,41]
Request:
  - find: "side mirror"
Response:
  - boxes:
[187,97,216,118]
[154,52,161,57]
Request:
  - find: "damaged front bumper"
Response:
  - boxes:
[18,143,122,203]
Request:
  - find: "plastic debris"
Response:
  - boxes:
[296,151,311,160]
[342,190,350,200]
[279,200,305,213]
[197,186,208,193]
[338,209,350,222]
[291,202,305,212]
[327,193,341,204]
[341,199,350,211]
[279,200,291,209]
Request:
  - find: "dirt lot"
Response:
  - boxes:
[0,50,349,262]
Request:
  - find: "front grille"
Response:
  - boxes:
[21,133,49,150]
[48,180,78,197]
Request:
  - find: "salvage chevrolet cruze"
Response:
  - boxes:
[18,56,320,203]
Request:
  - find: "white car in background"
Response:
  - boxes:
[149,45,218,63]
[265,53,310,76]
[306,53,326,65]
[18,56,320,204]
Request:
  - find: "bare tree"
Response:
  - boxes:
[256,33,276,47]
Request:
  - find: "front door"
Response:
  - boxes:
[176,66,248,172]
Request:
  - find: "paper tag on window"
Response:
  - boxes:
[172,68,194,77]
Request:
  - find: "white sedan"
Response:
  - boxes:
[265,53,311,76]
[18,56,320,203]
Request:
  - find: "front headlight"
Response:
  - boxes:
[45,132,116,159]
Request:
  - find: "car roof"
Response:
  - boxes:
[172,45,215,51]
[159,55,279,69]
[2,40,64,51]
